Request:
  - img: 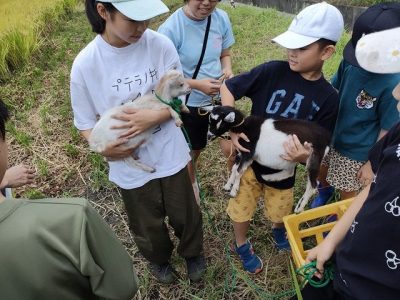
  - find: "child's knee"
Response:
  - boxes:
[226,196,256,223]
[263,187,294,222]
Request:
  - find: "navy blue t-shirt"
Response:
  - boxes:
[334,122,400,300]
[225,61,339,189]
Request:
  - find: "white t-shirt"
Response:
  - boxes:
[70,30,191,189]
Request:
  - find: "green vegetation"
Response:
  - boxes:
[328,0,391,6]
[0,0,351,298]
[0,0,78,81]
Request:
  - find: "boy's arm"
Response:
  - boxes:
[306,185,370,275]
[220,82,250,152]
[220,82,235,107]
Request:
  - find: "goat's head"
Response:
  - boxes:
[156,70,191,101]
[208,106,245,138]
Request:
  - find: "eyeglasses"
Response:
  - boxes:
[194,0,220,4]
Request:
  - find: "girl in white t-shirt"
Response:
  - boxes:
[71,0,205,284]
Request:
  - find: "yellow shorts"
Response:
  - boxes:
[226,167,293,223]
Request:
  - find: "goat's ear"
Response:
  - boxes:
[210,112,219,120]
[224,112,235,123]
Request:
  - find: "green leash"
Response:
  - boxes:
[155,93,192,146]
[155,94,183,115]
[296,260,335,288]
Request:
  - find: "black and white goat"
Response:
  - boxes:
[89,70,190,173]
[208,106,331,213]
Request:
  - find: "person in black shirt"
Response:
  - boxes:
[293,26,400,300]
[219,2,344,274]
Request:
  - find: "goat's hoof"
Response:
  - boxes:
[175,120,183,127]
[229,190,238,197]
[223,183,231,191]
[181,106,190,113]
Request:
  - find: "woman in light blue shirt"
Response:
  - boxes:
[159,0,235,197]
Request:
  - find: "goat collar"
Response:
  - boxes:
[232,118,244,128]
[155,93,182,114]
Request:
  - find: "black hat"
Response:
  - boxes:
[344,2,400,67]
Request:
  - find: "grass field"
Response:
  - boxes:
[0,1,350,299]
[0,0,78,81]
[329,0,390,6]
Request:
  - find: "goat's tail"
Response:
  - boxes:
[306,146,328,188]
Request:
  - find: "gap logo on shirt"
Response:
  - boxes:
[265,89,320,120]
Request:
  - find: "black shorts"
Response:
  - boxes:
[181,106,209,151]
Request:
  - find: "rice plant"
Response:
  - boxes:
[0,0,79,81]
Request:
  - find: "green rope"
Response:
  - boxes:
[155,93,183,115]
[296,260,334,288]
[290,259,303,300]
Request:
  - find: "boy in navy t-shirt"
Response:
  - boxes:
[219,2,344,274]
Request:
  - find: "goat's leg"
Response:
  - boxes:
[180,104,190,113]
[168,107,183,127]
[224,163,238,191]
[306,147,328,189]
[124,156,155,173]
[230,160,253,197]
[261,167,295,182]
[294,178,317,213]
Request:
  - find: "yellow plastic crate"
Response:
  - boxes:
[283,198,353,269]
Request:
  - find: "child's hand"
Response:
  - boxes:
[195,78,221,96]
[221,69,233,80]
[230,132,250,153]
[111,108,165,139]
[1,165,35,189]
[305,240,335,279]
[100,139,144,160]
[357,160,374,187]
[281,134,312,163]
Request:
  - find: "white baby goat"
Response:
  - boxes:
[208,106,331,213]
[89,70,190,173]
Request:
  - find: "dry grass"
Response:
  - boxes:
[0,1,348,299]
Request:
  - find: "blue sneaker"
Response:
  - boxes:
[310,183,335,209]
[234,240,263,274]
[272,227,290,250]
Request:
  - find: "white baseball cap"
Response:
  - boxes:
[272,2,344,49]
[100,0,169,21]
[355,27,400,74]
[355,27,400,101]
